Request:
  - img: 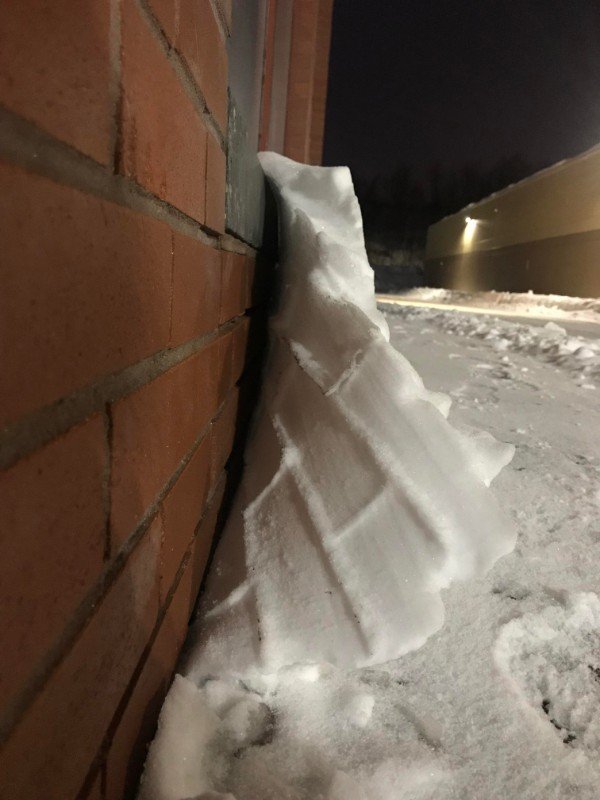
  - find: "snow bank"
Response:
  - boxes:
[398,287,600,323]
[382,304,600,387]
[139,153,516,797]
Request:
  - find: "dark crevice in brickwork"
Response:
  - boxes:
[109,0,123,175]
[78,764,105,800]
[193,187,278,623]
[112,69,125,178]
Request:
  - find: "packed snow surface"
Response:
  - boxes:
[136,155,541,799]
[380,304,600,389]
[140,295,600,798]
[396,287,600,323]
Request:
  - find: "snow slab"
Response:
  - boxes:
[137,154,518,799]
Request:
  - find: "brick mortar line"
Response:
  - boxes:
[219,232,259,256]
[209,0,230,42]
[0,315,246,472]
[136,0,226,151]
[0,107,225,248]
[0,107,261,256]
[0,417,227,747]
[223,223,267,251]
[76,470,228,800]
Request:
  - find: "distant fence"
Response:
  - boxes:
[425,144,600,297]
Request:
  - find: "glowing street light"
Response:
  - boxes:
[463,215,478,247]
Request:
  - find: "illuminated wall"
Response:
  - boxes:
[425,144,600,297]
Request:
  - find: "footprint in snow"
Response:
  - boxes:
[494,592,600,752]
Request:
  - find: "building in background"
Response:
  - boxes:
[0,1,333,798]
[425,143,600,298]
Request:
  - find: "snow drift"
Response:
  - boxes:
[183,152,515,680]
[139,153,517,799]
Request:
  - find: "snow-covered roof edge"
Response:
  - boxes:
[432,139,600,227]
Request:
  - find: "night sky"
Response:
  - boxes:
[323,0,600,184]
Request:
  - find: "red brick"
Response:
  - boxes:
[210,388,239,482]
[148,0,178,42]
[308,0,334,164]
[170,233,221,348]
[105,564,191,800]
[120,0,207,221]
[0,523,161,800]
[177,0,228,133]
[159,432,212,601]
[219,251,249,324]
[110,342,220,547]
[283,0,319,163]
[189,475,226,615]
[0,163,172,428]
[0,0,112,163]
[206,136,227,233]
[0,417,106,713]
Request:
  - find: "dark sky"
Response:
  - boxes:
[323,0,600,183]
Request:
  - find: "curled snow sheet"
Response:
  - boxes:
[184,152,515,680]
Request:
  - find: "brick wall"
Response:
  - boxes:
[0,1,332,798]
[0,1,263,797]
[283,0,334,164]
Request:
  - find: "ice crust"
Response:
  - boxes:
[184,152,515,679]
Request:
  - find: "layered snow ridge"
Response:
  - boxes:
[182,152,516,681]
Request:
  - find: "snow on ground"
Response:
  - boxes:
[381,303,600,389]
[138,157,600,799]
[396,287,600,324]
[140,302,600,799]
